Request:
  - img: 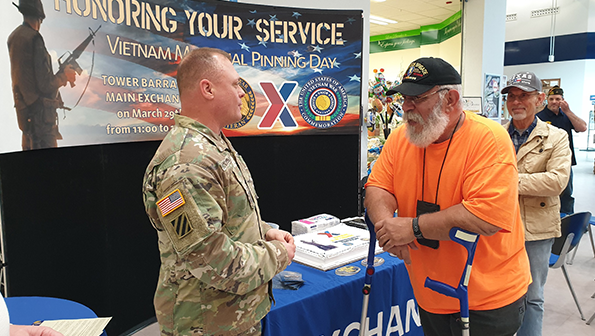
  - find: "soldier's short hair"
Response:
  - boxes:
[177,47,232,98]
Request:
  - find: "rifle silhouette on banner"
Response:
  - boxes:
[57,25,101,113]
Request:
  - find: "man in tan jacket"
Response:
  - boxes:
[502,71,571,336]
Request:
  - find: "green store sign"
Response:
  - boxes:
[370,11,461,54]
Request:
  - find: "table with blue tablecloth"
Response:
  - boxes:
[262,252,424,336]
[5,296,108,336]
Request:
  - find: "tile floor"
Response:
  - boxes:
[134,152,595,336]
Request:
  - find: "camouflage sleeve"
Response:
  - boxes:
[259,220,272,237]
[155,164,288,295]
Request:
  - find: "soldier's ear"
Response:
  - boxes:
[199,79,215,100]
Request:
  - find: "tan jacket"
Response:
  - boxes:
[504,118,571,241]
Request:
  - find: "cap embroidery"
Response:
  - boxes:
[404,62,428,81]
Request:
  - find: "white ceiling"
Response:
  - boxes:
[369,0,462,37]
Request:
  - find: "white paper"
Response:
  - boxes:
[39,317,112,336]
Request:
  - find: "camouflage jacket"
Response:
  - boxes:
[142,114,290,336]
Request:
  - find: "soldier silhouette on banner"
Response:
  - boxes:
[8,0,77,150]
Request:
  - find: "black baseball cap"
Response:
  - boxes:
[386,57,461,96]
[548,86,564,96]
[501,71,542,94]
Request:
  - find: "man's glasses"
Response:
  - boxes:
[506,92,538,102]
[398,88,450,105]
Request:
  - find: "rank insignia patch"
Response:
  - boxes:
[157,189,185,216]
[171,212,193,238]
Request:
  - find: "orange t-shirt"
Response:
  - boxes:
[367,111,531,314]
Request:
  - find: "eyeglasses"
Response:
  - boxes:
[506,92,539,102]
[399,88,450,105]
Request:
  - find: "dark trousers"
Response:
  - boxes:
[19,99,60,151]
[418,294,526,336]
[559,168,574,214]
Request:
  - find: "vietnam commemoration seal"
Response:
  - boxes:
[225,77,255,130]
[298,76,348,129]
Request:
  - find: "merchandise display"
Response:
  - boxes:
[367,68,402,173]
[293,223,382,271]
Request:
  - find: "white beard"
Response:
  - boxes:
[404,99,449,148]
[510,110,527,120]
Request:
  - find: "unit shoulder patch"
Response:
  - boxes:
[171,212,193,238]
[156,179,211,255]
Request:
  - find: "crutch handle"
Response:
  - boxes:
[424,227,479,335]
[424,277,457,298]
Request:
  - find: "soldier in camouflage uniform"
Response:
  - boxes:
[143,48,295,336]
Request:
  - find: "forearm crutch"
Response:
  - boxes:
[424,228,479,336]
[359,211,377,336]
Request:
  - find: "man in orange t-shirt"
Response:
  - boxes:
[366,57,531,336]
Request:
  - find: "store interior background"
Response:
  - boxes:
[2,0,591,172]
[369,0,595,156]
[368,2,595,335]
[0,0,594,335]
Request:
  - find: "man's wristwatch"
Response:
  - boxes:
[412,217,424,239]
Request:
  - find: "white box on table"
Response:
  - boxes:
[291,214,340,235]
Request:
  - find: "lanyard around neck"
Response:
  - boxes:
[421,113,463,203]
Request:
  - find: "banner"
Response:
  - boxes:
[370,11,461,54]
[1,0,363,153]
[370,34,420,54]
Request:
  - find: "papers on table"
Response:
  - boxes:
[39,317,111,336]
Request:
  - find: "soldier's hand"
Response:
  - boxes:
[265,228,293,244]
[266,228,295,261]
[64,64,77,87]
[281,240,296,261]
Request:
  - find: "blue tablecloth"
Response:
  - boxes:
[5,296,107,336]
[262,252,424,336]
[5,296,98,325]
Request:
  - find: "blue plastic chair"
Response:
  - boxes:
[587,216,595,258]
[549,211,592,321]
[588,293,595,325]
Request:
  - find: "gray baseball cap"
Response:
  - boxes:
[501,71,542,94]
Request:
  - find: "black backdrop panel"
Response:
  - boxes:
[0,133,358,335]
[0,141,162,336]
[232,134,360,229]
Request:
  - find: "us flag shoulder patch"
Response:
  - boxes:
[171,212,193,238]
[157,189,185,216]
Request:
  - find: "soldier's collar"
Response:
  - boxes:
[175,114,229,152]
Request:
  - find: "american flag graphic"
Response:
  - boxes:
[157,189,185,216]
